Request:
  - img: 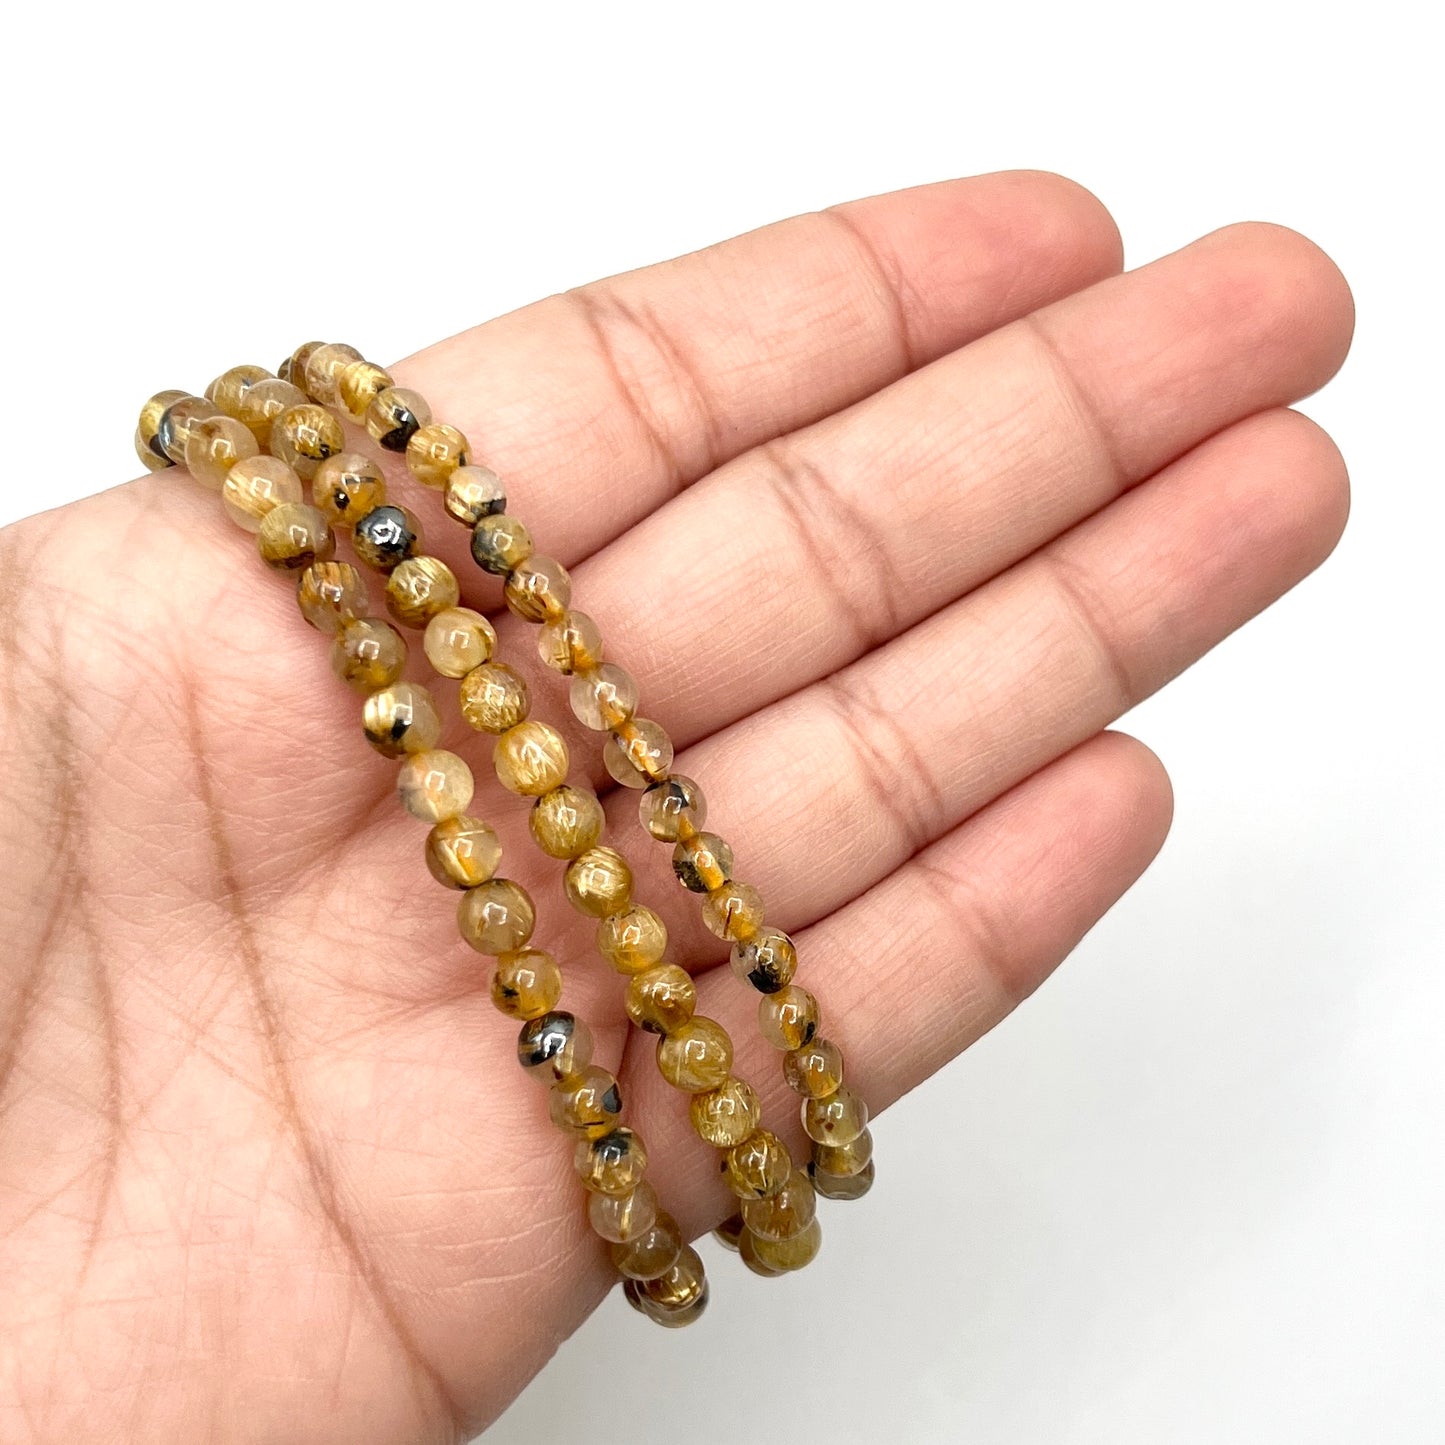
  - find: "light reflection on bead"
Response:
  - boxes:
[783,1037,844,1099]
[444,465,506,527]
[494,721,570,797]
[570,663,639,731]
[385,555,460,628]
[575,1126,647,1196]
[758,985,820,1051]
[563,846,633,917]
[296,561,368,634]
[338,360,394,421]
[730,928,797,995]
[611,1210,683,1280]
[548,1065,624,1140]
[396,749,473,823]
[205,364,271,418]
[518,1010,593,1084]
[312,452,386,528]
[596,905,668,975]
[811,1126,873,1179]
[639,775,705,842]
[689,1076,761,1148]
[157,395,221,464]
[537,609,603,675]
[137,389,187,467]
[588,1180,658,1244]
[271,403,345,480]
[701,880,764,942]
[458,878,537,955]
[802,1083,868,1148]
[365,386,432,452]
[504,555,571,622]
[425,815,502,890]
[741,1167,816,1241]
[406,422,470,488]
[302,343,364,407]
[362,681,441,758]
[331,616,407,691]
[257,503,335,571]
[490,948,563,1020]
[222,455,303,532]
[471,513,534,575]
[625,964,696,1037]
[459,661,530,734]
[672,832,733,893]
[529,785,605,860]
[353,504,422,573]
[722,1128,792,1200]
[423,607,497,678]
[656,1015,732,1092]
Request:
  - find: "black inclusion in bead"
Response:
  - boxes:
[353,505,418,571]
[379,409,421,452]
[155,404,184,462]
[600,1078,623,1115]
[518,1011,576,1071]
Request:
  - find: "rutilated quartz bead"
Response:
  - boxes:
[494,721,570,797]
[424,815,502,890]
[636,1245,708,1326]
[610,1211,683,1281]
[639,776,705,842]
[184,414,259,489]
[221,455,303,532]
[783,1037,844,1099]
[406,422,470,487]
[731,928,797,994]
[811,1127,873,1178]
[205,364,271,418]
[458,878,536,955]
[625,964,696,1036]
[701,880,764,942]
[236,377,308,447]
[575,1126,646,1196]
[257,503,335,571]
[338,360,394,420]
[712,1213,746,1252]
[280,340,323,390]
[296,561,368,634]
[423,607,496,678]
[588,1180,657,1244]
[385,555,460,628]
[396,749,473,823]
[458,662,529,733]
[331,616,407,691]
[672,832,733,893]
[312,452,386,528]
[689,1076,761,1148]
[741,1167,816,1241]
[548,1065,624,1140]
[529,786,605,860]
[504,555,571,622]
[271,403,344,480]
[490,949,563,1020]
[471,513,534,576]
[811,1158,875,1201]
[156,395,220,464]
[737,1230,783,1279]
[538,610,603,676]
[353,504,422,572]
[519,1011,594,1084]
[570,664,639,731]
[366,386,431,452]
[137,389,187,467]
[759,985,819,1051]
[723,1129,792,1200]
[604,718,672,788]
[746,1217,822,1273]
[596,905,668,975]
[135,428,171,471]
[362,681,441,758]
[302,343,364,407]
[802,1083,868,1147]
[444,464,506,527]
[656,1016,732,1093]
[563,846,633,917]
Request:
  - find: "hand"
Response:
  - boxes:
[0,172,1352,1443]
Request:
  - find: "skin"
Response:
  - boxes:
[0,171,1352,1442]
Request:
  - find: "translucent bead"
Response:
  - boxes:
[538,610,604,676]
[406,422,470,488]
[312,452,387,528]
[504,555,571,622]
[134,426,173,471]
[672,832,733,893]
[353,504,422,573]
[611,1210,682,1281]
[331,616,407,691]
[423,607,496,678]
[759,985,819,1051]
[570,664,638,731]
[626,964,696,1036]
[639,775,705,842]
[656,1016,732,1093]
[490,948,563,1020]
[712,1213,746,1252]
[183,415,259,490]
[337,360,394,421]
[596,905,668,976]
[747,1217,822,1273]
[365,386,431,452]
[204,364,270,419]
[296,561,369,634]
[443,464,506,527]
[271,403,345,480]
[802,1084,868,1148]
[731,929,797,995]
[136,389,187,467]
[783,1038,844,1099]
[458,878,536,955]
[689,1076,761,1148]
[737,1230,783,1278]
[636,1281,709,1328]
[637,1245,708,1326]
[157,395,221,464]
[811,1157,874,1201]
[701,880,765,942]
[396,749,474,824]
[363,681,441,758]
[257,503,335,571]
[385,555,460,628]
[236,377,308,447]
[723,1129,792,1200]
[741,1167,816,1241]
[494,721,570,797]
[604,718,672,788]
[519,1011,594,1084]
[588,1180,657,1244]
[548,1065,623,1140]
[458,662,529,734]
[471,513,534,576]
[221,455,303,532]
[302,342,363,407]
[424,815,502,890]
[529,785,604,860]
[811,1126,873,1179]
[575,1126,646,1196]
[564,846,633,918]
[279,340,323,390]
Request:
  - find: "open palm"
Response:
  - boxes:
[0,172,1352,1443]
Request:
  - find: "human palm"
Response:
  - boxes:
[0,172,1352,1442]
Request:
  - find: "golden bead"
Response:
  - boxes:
[811,1126,873,1179]
[184,415,259,490]
[312,452,387,528]
[603,717,672,788]
[406,422,470,488]
[811,1158,875,1201]
[529,785,605,860]
[802,1084,868,1148]
[504,555,571,622]
[396,749,474,823]
[723,1129,793,1200]
[746,1217,822,1272]
[423,607,497,678]
[759,986,820,1051]
[636,1247,709,1327]
[365,385,431,452]
[783,1038,844,1099]
[136,389,187,467]
[221,455,303,532]
[271,403,345,481]
[518,1010,594,1084]
[236,377,308,447]
[425,815,502,890]
[626,964,696,1037]
[689,1077,761,1149]
[490,948,562,1020]
[737,1230,784,1278]
[656,1015,732,1092]
[563,845,633,917]
[458,661,529,734]
[493,720,570,796]
[331,616,406,691]
[337,360,394,421]
[362,681,441,758]
[134,426,172,472]
[385,555,460,629]
[610,1210,682,1281]
[730,928,796,995]
[204,364,270,418]
[574,1125,646,1196]
[537,609,603,675]
[596,905,668,976]
[156,395,221,464]
[302,342,364,407]
[672,831,733,893]
[701,880,765,942]
[458,878,536,956]
[296,561,369,634]
[548,1065,624,1140]
[257,502,335,571]
[741,1167,816,1242]
[353,504,422,573]
[570,664,639,731]
[639,775,706,842]
[712,1213,746,1252]
[280,340,323,390]
[588,1180,658,1244]
[471,513,534,576]
[443,464,506,527]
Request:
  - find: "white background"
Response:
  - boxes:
[3,2,1439,1441]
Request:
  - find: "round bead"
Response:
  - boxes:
[157,395,221,464]
[221,455,303,532]
[636,1282,709,1328]
[741,1168,816,1242]
[604,718,672,788]
[458,662,529,734]
[712,1214,746,1252]
[723,1129,792,1200]
[570,664,639,732]
[331,616,406,691]
[802,1084,868,1148]
[588,1180,657,1244]
[257,503,335,571]
[494,721,570,797]
[610,1211,683,1281]
[490,949,563,1020]
[783,1038,844,1099]
[337,360,394,421]
[656,1015,732,1092]
[424,815,502,890]
[759,985,820,1051]
[731,929,797,995]
[302,342,363,407]
[702,880,765,942]
[638,1245,708,1325]
[134,425,172,472]
[296,561,368,634]
[503,555,571,622]
[280,341,323,390]
[362,682,441,758]
[548,1065,623,1141]
[236,377,308,447]
[443,464,506,527]
[737,1230,784,1278]
[406,422,470,487]
[205,364,271,418]
[353,504,422,573]
[811,1127,873,1179]
[458,878,537,955]
[312,452,386,528]
[672,832,733,893]
[811,1157,875,1201]
[747,1217,822,1272]
[396,749,473,823]
[689,1077,762,1149]
[574,1126,646,1196]
[639,776,705,842]
[529,786,605,860]
[365,386,432,452]
[596,905,668,976]
[423,607,496,678]
[385,556,460,629]
[271,403,345,480]
[563,846,633,918]
[626,965,697,1037]
[471,513,534,576]
[185,415,259,490]
[538,610,604,676]
[137,389,187,466]
[519,1011,594,1084]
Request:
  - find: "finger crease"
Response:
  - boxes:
[822,206,918,375]
[1037,546,1140,714]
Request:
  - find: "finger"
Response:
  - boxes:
[628,729,1173,1236]
[509,223,1353,757]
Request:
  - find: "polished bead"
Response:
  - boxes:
[575,1126,646,1196]
[712,1213,746,1252]
[548,1065,623,1140]
[406,422,470,487]
[236,377,308,447]
[737,1230,784,1278]
[312,452,386,528]
[802,1084,868,1147]
[783,1038,844,1099]
[731,929,797,995]
[424,815,502,890]
[702,880,765,942]
[723,1129,792,1200]
[569,664,638,732]
[811,1126,873,1178]
[471,513,534,576]
[538,609,604,676]
[423,607,496,678]
[337,360,394,420]
[604,718,672,788]
[331,616,406,691]
[353,504,421,572]
[134,427,173,471]
[637,1280,709,1328]
[184,415,259,489]
[759,985,819,1051]
[302,342,364,407]
[458,661,529,734]
[362,681,441,758]
[504,555,571,622]
[689,1076,761,1148]
[639,775,705,842]
[137,389,187,466]
[296,561,368,634]
[610,1210,683,1281]
[626,964,696,1036]
[205,364,270,418]
[596,905,668,975]
[741,1167,816,1241]
[529,785,604,860]
[257,503,335,571]
[656,1015,732,1092]
[748,1217,822,1272]
[458,878,536,955]
[365,386,431,452]
[271,403,344,480]
[157,395,221,464]
[280,340,323,390]
[564,845,633,918]
[588,1180,658,1244]
[443,464,506,527]
[490,948,562,1020]
[638,1245,708,1325]
[396,749,473,823]
[811,1157,875,1201]
[672,832,733,893]
[494,721,570,796]
[519,1010,594,1084]
[385,555,460,628]
[221,455,303,532]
